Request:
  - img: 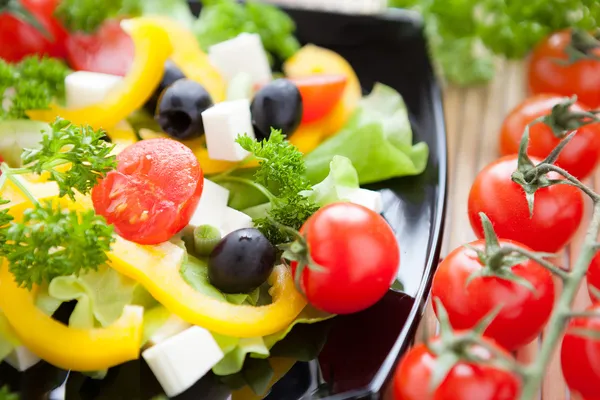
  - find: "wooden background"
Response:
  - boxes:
[413,60,595,400]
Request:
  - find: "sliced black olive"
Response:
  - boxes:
[250,78,303,140]
[208,228,276,294]
[144,60,186,115]
[156,79,213,140]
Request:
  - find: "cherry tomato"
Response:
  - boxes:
[92,138,203,245]
[587,251,600,303]
[561,304,600,400]
[65,20,134,76]
[468,155,584,253]
[393,341,521,400]
[291,202,400,314]
[499,94,600,180]
[0,0,68,62]
[290,75,347,124]
[528,30,600,109]
[432,239,554,351]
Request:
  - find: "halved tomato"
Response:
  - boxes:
[290,75,347,124]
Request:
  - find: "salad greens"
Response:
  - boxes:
[0,56,70,121]
[389,0,600,85]
[54,0,142,33]
[301,155,360,206]
[0,386,18,400]
[0,312,18,361]
[305,83,428,184]
[194,0,300,64]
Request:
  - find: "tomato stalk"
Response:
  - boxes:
[531,95,600,138]
[560,29,600,64]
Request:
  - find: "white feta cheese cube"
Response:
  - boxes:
[185,178,230,235]
[201,99,256,162]
[346,188,383,214]
[65,71,123,109]
[208,33,272,87]
[5,346,41,372]
[143,326,224,398]
[147,315,192,347]
[221,207,253,236]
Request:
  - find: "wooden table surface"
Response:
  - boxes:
[414,60,594,400]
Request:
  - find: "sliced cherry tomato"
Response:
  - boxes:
[92,138,203,245]
[561,304,600,400]
[432,239,555,351]
[290,74,347,124]
[468,155,584,252]
[528,30,600,109]
[290,202,400,315]
[393,340,521,400]
[65,20,134,76]
[499,94,600,180]
[587,251,600,303]
[0,0,68,62]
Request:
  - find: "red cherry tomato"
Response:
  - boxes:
[291,202,400,314]
[561,304,600,400]
[499,94,600,180]
[587,251,600,303]
[290,75,347,124]
[528,30,600,109]
[393,341,521,400]
[432,239,555,351]
[468,155,584,252]
[92,138,203,245]
[0,0,68,62]
[65,20,134,76]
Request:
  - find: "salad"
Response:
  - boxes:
[0,1,429,398]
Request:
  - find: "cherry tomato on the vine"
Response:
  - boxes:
[0,0,68,62]
[291,202,400,315]
[499,94,600,180]
[528,30,600,109]
[587,251,600,303]
[468,155,584,253]
[65,20,134,76]
[92,138,204,245]
[290,74,347,124]
[393,341,521,400]
[561,304,600,400]
[432,239,555,351]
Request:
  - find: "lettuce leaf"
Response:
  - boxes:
[304,83,428,185]
[139,0,195,29]
[300,155,359,206]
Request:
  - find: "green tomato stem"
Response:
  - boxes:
[534,163,600,202]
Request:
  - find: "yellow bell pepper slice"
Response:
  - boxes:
[108,236,306,337]
[27,18,173,130]
[284,45,362,137]
[0,264,143,371]
[289,123,325,155]
[140,17,226,102]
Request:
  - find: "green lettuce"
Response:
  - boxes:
[139,0,196,29]
[304,83,428,185]
[0,311,19,362]
[300,155,359,206]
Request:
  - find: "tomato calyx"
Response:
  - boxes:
[1,0,52,39]
[560,29,600,65]
[534,96,600,139]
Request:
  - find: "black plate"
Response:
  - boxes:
[0,4,447,400]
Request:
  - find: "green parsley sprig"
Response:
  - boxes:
[212,129,319,244]
[0,56,70,120]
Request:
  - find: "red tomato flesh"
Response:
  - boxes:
[432,239,555,351]
[561,304,600,400]
[291,202,400,315]
[499,94,600,180]
[65,20,134,76]
[587,251,600,303]
[393,341,521,400]
[92,138,203,245]
[290,74,347,124]
[528,30,600,109]
[468,155,584,253]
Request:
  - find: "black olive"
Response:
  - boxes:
[156,79,213,140]
[144,60,186,115]
[250,78,303,140]
[208,228,276,294]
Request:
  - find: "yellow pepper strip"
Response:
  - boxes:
[26,18,173,130]
[289,123,325,155]
[0,263,144,371]
[140,17,226,102]
[108,236,306,338]
[232,358,297,400]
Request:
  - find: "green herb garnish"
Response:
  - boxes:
[55,0,141,33]
[0,386,18,400]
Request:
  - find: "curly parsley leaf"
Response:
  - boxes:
[1,201,115,290]
[0,56,70,120]
[22,118,117,200]
[236,129,318,244]
[55,0,141,33]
